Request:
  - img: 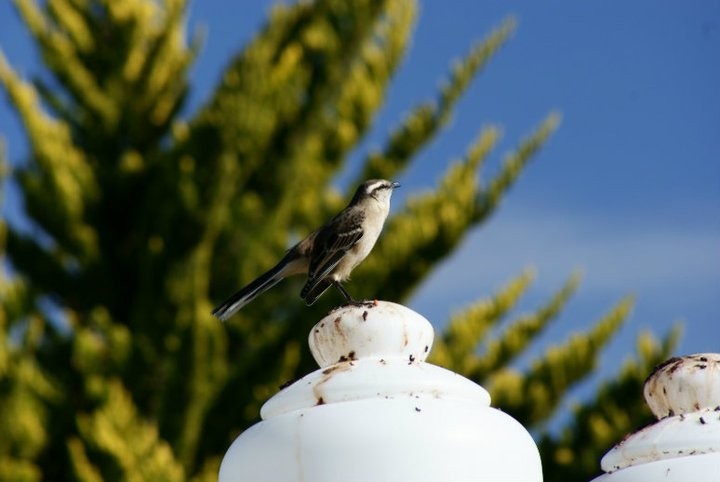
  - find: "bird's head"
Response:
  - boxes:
[354,179,401,204]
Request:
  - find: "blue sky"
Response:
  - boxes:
[1,0,718,411]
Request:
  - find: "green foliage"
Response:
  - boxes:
[491,296,635,425]
[0,0,679,481]
[69,380,185,482]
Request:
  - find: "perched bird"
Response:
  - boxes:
[212,179,400,321]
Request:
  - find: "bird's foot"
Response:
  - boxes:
[328,299,379,314]
[345,299,377,308]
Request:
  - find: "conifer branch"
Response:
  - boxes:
[5,231,76,304]
[0,51,99,260]
[430,269,535,370]
[74,381,186,482]
[475,111,561,221]
[14,0,118,124]
[358,17,516,182]
[489,296,634,426]
[472,271,581,379]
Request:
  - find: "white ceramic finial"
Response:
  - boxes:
[643,353,720,418]
[260,301,488,419]
[220,301,543,482]
[591,353,720,482]
[308,301,434,367]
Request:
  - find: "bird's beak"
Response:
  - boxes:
[391,181,401,189]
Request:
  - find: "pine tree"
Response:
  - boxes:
[0,0,678,480]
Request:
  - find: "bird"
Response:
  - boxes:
[212,179,401,321]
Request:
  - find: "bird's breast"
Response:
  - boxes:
[332,205,388,280]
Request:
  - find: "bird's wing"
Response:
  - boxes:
[301,277,334,306]
[301,213,364,296]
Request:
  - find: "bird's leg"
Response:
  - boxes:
[333,281,374,307]
[333,281,355,302]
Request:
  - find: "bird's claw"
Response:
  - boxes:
[346,299,377,308]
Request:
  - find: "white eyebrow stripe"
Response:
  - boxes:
[366,180,386,193]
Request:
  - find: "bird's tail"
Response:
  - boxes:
[212,262,290,321]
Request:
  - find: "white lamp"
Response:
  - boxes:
[219,301,543,482]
